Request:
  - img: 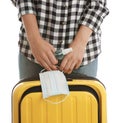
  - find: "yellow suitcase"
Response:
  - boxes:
[12,74,107,123]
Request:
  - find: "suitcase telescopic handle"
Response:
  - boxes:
[19,72,89,83]
[40,69,89,81]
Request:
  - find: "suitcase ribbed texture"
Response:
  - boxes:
[21,92,98,123]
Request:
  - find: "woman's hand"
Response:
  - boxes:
[59,41,85,74]
[29,38,58,71]
[60,25,92,74]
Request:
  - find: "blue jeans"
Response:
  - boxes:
[19,53,98,80]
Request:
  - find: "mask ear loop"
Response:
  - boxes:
[40,68,47,73]
[44,94,69,104]
[40,65,63,73]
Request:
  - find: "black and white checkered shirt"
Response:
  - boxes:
[11,0,109,66]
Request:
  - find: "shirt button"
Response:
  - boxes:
[63,4,67,8]
[58,40,63,44]
[61,21,66,25]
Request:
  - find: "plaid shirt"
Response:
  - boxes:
[11,0,109,66]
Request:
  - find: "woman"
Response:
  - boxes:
[11,0,109,79]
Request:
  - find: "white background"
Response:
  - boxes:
[0,0,119,123]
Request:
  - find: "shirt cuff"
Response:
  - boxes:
[17,0,36,21]
[79,1,109,32]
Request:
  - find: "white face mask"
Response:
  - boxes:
[39,70,69,103]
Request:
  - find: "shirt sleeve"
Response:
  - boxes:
[79,0,109,32]
[11,0,16,6]
[12,0,37,21]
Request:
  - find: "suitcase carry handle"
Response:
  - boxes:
[19,73,105,89]
[19,73,97,82]
[40,68,89,79]
[19,68,89,82]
